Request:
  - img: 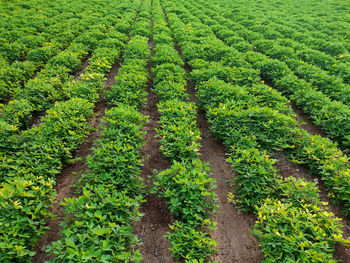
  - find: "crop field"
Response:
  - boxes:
[0,0,349,262]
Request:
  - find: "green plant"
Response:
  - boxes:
[254,199,349,263]
[0,99,33,128]
[166,220,217,262]
[152,159,217,223]
[157,100,201,161]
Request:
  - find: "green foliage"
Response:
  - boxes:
[152,63,188,101]
[153,63,186,85]
[27,46,57,65]
[151,4,218,262]
[44,4,147,261]
[227,143,282,211]
[0,61,37,101]
[166,221,217,262]
[157,100,201,161]
[152,159,217,223]
[208,103,297,150]
[47,189,143,263]
[286,59,349,103]
[0,176,55,262]
[47,43,88,72]
[197,77,248,110]
[87,48,119,74]
[277,74,350,148]
[0,99,33,128]
[0,98,94,261]
[289,130,350,215]
[254,199,348,263]
[0,120,18,152]
[123,36,151,61]
[47,105,146,262]
[153,44,184,66]
[162,3,350,263]
[65,72,106,103]
[257,59,292,83]
[191,62,260,86]
[108,62,148,108]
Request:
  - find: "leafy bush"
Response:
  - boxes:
[107,62,148,108]
[166,221,217,262]
[157,100,201,161]
[0,99,33,128]
[0,176,55,262]
[153,44,184,66]
[153,80,189,101]
[254,199,348,263]
[227,142,282,211]
[152,159,217,223]
[153,63,186,85]
[289,130,350,215]
[208,103,297,150]
[191,62,259,86]
[123,36,151,60]
[27,46,56,65]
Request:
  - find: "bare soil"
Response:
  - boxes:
[31,58,120,263]
[133,18,178,263]
[185,76,262,262]
[133,87,176,261]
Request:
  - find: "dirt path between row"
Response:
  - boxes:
[132,16,177,263]
[31,60,120,263]
[184,69,262,262]
[160,0,263,257]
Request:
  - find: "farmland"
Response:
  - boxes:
[0,0,349,262]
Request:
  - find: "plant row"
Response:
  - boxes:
[162,1,349,262]
[196,0,350,104]
[0,16,131,129]
[150,1,218,261]
[0,2,133,111]
[44,1,154,261]
[183,0,350,150]
[0,0,84,61]
[209,0,350,84]
[208,0,349,57]
[174,0,350,221]
[0,0,129,103]
[0,1,140,261]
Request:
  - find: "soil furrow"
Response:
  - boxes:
[185,64,262,263]
[170,19,262,261]
[31,57,121,263]
[290,101,327,137]
[132,16,177,263]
